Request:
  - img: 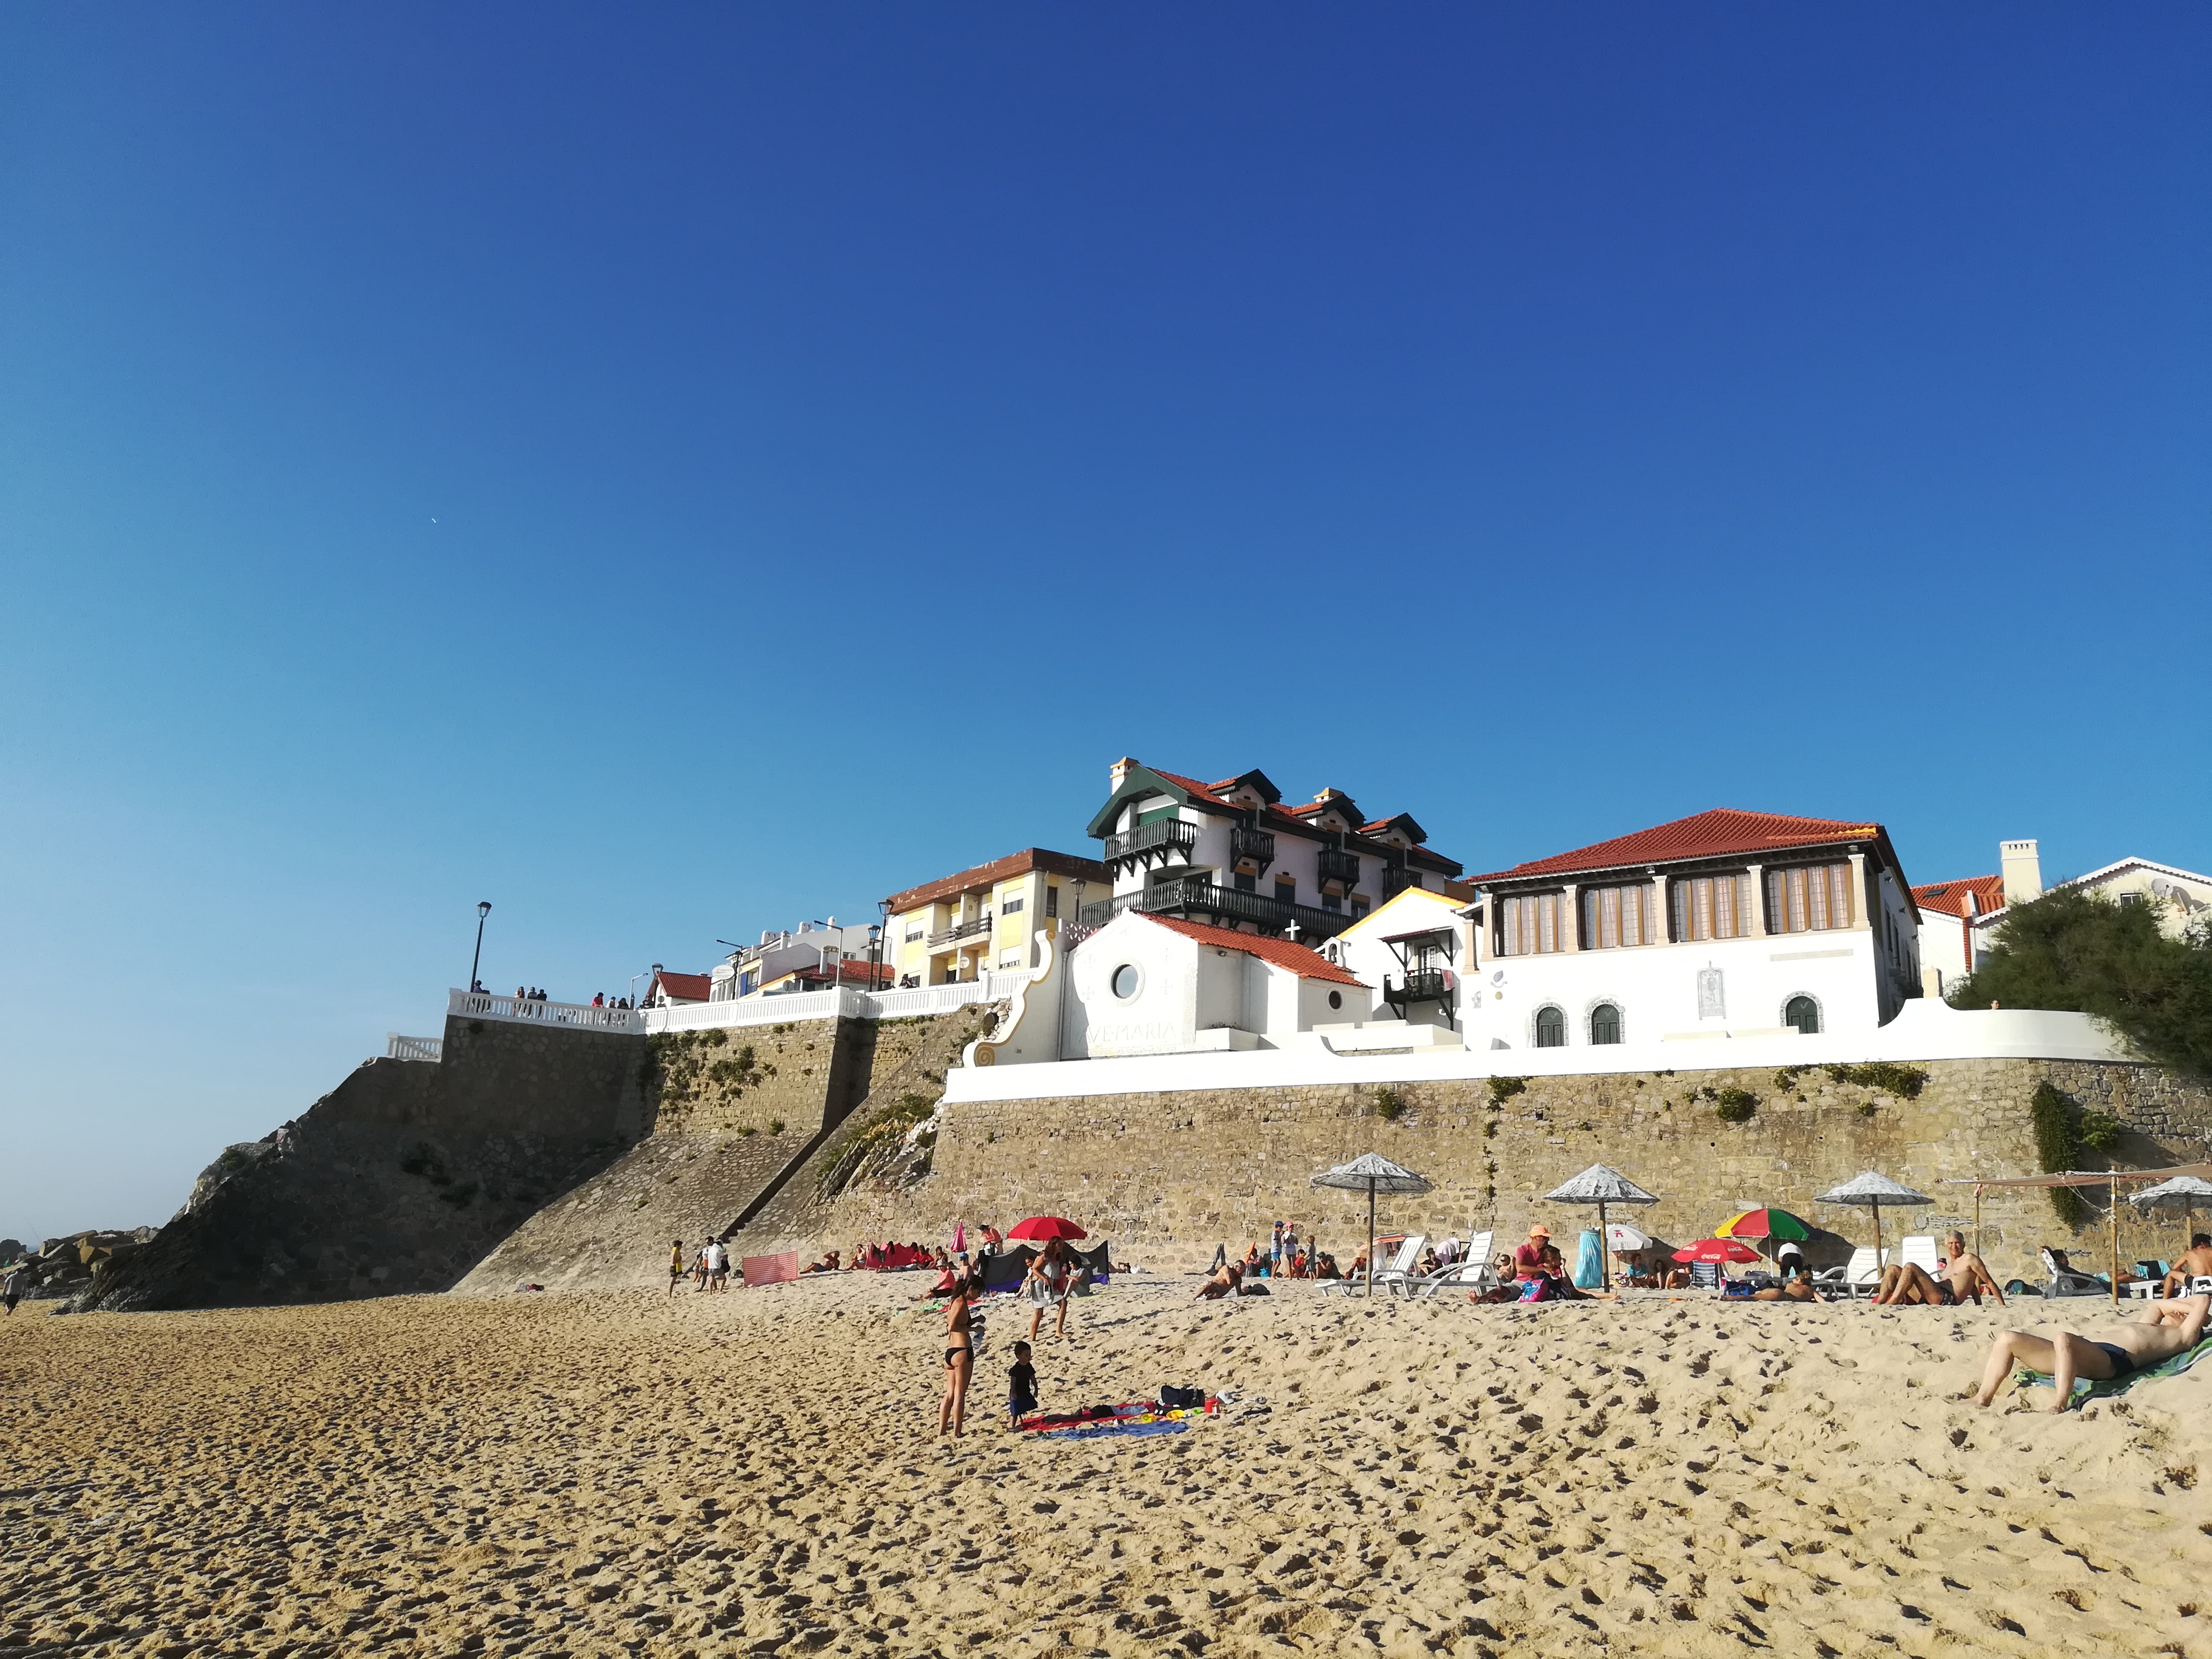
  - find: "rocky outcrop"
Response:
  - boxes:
[77,1015,646,1312]
[8,1228,157,1302]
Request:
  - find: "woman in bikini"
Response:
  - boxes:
[939,1272,982,1437]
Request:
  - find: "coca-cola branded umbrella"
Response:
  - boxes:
[1672,1237,1762,1265]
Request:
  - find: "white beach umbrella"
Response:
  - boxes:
[1543,1165,1659,1291]
[1816,1171,1933,1263]
[1312,1152,1433,1298]
[2131,1176,2212,1253]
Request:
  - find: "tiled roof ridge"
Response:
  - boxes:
[1911,872,2004,919]
[882,847,1110,913]
[1469,807,1888,885]
[1134,912,1370,987]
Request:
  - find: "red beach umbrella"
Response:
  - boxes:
[1672,1237,1762,1264]
[1008,1216,1088,1242]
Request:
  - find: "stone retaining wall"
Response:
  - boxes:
[830,1056,2212,1284]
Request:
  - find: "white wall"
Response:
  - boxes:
[1464,930,1886,1049]
[1064,910,1202,1059]
[947,998,2134,1105]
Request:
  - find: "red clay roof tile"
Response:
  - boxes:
[1912,874,2004,920]
[1468,808,1888,885]
[1134,913,1370,987]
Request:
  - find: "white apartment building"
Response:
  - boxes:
[707,919,885,1002]
[1461,808,1922,1049]
[1079,760,1469,943]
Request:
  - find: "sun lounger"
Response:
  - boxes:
[1394,1259,1498,1299]
[1900,1235,1941,1274]
[2041,1247,2107,1299]
[1813,1246,1884,1297]
[1327,1234,1427,1296]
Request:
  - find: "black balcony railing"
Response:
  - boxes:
[1103,817,1199,875]
[1230,826,1277,874]
[927,915,992,948]
[1077,877,1356,940]
[1381,865,1419,899]
[1399,967,1451,1003]
[1317,848,1361,888]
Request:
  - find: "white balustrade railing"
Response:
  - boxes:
[447,989,648,1032]
[386,1033,444,1063]
[441,970,1038,1040]
[639,969,1036,1034]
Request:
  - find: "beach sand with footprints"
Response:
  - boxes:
[3,1274,2208,1657]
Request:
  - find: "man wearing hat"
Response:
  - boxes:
[1513,1224,1551,1284]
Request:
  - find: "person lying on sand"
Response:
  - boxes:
[1751,1263,1819,1302]
[1971,1292,2210,1411]
[1195,1263,1244,1300]
[801,1250,841,1274]
[1875,1233,2006,1307]
[2162,1235,2212,1298]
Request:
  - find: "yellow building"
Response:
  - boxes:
[882,848,1110,988]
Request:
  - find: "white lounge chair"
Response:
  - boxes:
[2041,1248,2107,1299]
[1813,1245,1884,1298]
[1900,1235,1942,1275]
[1396,1259,1498,1299]
[1345,1239,1433,1301]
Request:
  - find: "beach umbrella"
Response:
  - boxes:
[1673,1238,1762,1264]
[1816,1171,1932,1264]
[1008,1216,1088,1242]
[1541,1164,1660,1292]
[2130,1176,2212,1257]
[953,1220,967,1254]
[1312,1152,1433,1298]
[1714,1208,1812,1256]
[1604,1221,1651,1253]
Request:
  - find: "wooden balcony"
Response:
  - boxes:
[1317,848,1361,889]
[1103,817,1198,876]
[1078,877,1355,940]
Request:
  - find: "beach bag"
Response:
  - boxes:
[1160,1386,1205,1410]
[1572,1230,1603,1289]
[1517,1277,1548,1302]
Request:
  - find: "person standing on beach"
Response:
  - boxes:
[939,1273,981,1437]
[2,1262,26,1315]
[667,1240,685,1299]
[704,1239,729,1292]
[1024,1238,1073,1343]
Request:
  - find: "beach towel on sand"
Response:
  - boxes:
[2016,1335,2212,1410]
[1016,1398,1219,1440]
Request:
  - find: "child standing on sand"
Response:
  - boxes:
[667,1240,685,1298]
[1007,1340,1037,1427]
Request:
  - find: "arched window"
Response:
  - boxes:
[1784,995,1820,1036]
[1589,1002,1622,1044]
[1534,1006,1566,1047]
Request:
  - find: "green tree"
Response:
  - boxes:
[1952,887,2212,1077]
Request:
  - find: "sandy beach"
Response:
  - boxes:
[3,1276,2206,1658]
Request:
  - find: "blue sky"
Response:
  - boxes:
[2,6,2206,1244]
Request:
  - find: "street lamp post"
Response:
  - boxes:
[469,901,492,993]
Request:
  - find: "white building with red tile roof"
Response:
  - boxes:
[1916,842,2212,997]
[1079,759,1470,944]
[968,907,1377,1063]
[1459,808,1924,1048]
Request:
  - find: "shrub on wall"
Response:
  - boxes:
[2030,1080,2094,1228]
[1374,1088,1406,1122]
[1713,1089,1758,1123]
[1487,1076,1528,1106]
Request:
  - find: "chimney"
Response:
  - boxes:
[2000,840,2041,908]
[1110,757,1137,790]
[1960,889,1977,918]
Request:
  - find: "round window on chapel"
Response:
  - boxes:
[1111,964,1140,1000]
[1328,990,1343,1010]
